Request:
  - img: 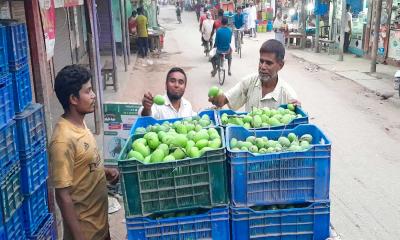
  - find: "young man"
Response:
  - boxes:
[139,67,196,119]
[344,4,352,53]
[201,12,215,51]
[136,7,149,58]
[209,39,299,111]
[233,6,245,51]
[49,65,119,240]
[211,17,233,76]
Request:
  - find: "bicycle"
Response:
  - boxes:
[203,40,212,57]
[234,29,243,58]
[216,53,227,85]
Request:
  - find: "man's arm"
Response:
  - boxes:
[56,188,86,240]
[141,92,154,116]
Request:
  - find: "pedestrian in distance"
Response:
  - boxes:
[209,39,300,111]
[344,4,352,53]
[49,65,119,240]
[139,67,197,119]
[136,7,149,58]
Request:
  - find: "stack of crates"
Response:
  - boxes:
[118,111,230,240]
[222,106,332,240]
[0,22,26,240]
[0,21,54,240]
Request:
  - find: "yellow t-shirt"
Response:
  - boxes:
[48,117,108,240]
[136,15,148,38]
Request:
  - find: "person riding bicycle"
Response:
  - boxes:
[233,6,245,52]
[201,12,215,53]
[211,17,233,77]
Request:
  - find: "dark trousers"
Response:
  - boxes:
[137,37,149,58]
[344,32,350,53]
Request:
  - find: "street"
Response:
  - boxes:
[107,5,400,240]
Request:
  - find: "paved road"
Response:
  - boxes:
[108,5,400,240]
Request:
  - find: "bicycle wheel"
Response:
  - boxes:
[218,68,225,85]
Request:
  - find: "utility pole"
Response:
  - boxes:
[370,0,383,72]
[315,13,320,52]
[300,0,306,48]
[338,0,346,61]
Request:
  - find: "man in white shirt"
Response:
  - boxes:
[139,67,196,119]
[344,4,352,53]
[201,12,214,50]
[208,39,299,111]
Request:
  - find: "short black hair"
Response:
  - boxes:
[131,10,137,16]
[137,7,144,14]
[218,9,224,17]
[221,16,228,25]
[54,65,92,111]
[166,67,187,83]
[346,4,351,10]
[259,39,285,62]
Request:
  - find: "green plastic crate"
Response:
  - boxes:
[118,127,228,217]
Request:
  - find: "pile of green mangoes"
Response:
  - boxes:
[229,133,313,154]
[134,114,213,135]
[127,124,222,164]
[221,104,302,128]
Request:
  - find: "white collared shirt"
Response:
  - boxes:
[225,73,297,112]
[138,95,197,120]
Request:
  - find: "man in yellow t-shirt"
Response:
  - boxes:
[49,65,119,240]
[136,7,149,58]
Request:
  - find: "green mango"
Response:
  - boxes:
[241,146,248,151]
[143,155,151,164]
[243,115,253,123]
[171,134,188,148]
[186,140,196,153]
[208,128,220,140]
[230,138,238,148]
[128,150,144,161]
[208,138,222,149]
[194,125,203,132]
[246,136,256,144]
[208,86,220,97]
[249,145,259,153]
[287,103,295,111]
[278,137,291,148]
[241,141,253,149]
[147,136,160,150]
[134,127,146,135]
[243,123,251,129]
[163,155,176,162]
[199,119,211,127]
[150,149,165,163]
[193,129,209,142]
[188,147,201,158]
[195,139,209,150]
[158,143,169,156]
[175,124,188,134]
[300,134,313,143]
[268,117,281,126]
[300,141,311,150]
[172,148,186,160]
[251,115,262,128]
[200,147,214,155]
[258,148,268,154]
[134,143,150,157]
[288,133,298,143]
[153,95,165,105]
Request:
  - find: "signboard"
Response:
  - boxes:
[39,0,56,60]
[103,103,141,165]
[388,30,400,60]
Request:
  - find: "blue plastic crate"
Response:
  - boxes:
[22,182,49,236]
[26,213,55,240]
[126,207,230,240]
[0,76,14,129]
[1,163,23,223]
[3,23,28,68]
[20,150,48,195]
[130,110,218,135]
[0,121,18,177]
[15,103,46,154]
[0,225,4,240]
[226,125,331,207]
[4,207,26,240]
[231,202,330,240]
[0,26,8,73]
[10,64,32,113]
[217,104,309,130]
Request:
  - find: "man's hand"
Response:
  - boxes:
[289,99,301,107]
[208,94,228,108]
[105,168,119,185]
[141,92,154,116]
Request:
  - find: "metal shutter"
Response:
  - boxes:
[53,8,73,74]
